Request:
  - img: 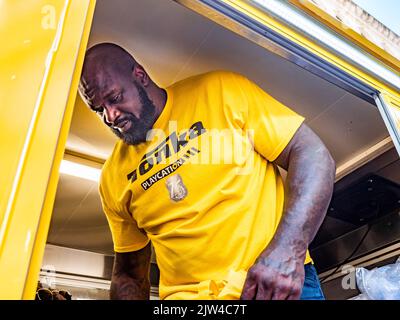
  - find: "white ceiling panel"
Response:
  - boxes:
[50,174,96,233]
[48,174,113,254]
[67,96,117,160]
[171,22,349,121]
[87,0,216,87]
[308,93,389,164]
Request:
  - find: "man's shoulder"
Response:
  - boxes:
[99,140,126,187]
[197,70,240,80]
[171,70,246,89]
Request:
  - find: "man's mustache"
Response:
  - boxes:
[110,113,137,129]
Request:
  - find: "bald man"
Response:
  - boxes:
[79,43,335,300]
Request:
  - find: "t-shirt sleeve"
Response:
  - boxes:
[99,180,149,253]
[232,73,305,161]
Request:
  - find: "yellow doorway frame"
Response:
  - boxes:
[0,0,96,299]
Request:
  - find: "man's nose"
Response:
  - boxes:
[103,105,121,126]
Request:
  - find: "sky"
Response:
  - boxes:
[352,0,400,35]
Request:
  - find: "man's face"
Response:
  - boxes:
[80,68,157,145]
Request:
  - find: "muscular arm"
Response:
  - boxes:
[241,123,336,300]
[110,242,151,300]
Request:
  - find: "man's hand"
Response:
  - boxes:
[240,244,305,300]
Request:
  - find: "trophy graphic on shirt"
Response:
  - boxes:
[166,174,188,202]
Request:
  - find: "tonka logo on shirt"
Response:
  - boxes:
[127,121,205,189]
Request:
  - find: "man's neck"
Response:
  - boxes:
[149,85,167,122]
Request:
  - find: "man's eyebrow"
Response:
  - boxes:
[84,92,101,110]
[103,89,118,100]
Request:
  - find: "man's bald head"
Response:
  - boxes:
[82,43,137,83]
[79,43,162,146]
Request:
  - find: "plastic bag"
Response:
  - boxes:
[355,257,400,300]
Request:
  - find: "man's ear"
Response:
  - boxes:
[132,64,150,87]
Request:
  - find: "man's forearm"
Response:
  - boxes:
[241,124,335,300]
[110,244,152,300]
[110,274,150,300]
[269,139,336,257]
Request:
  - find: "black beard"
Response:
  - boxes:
[110,83,157,145]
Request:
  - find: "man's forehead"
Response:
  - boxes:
[85,68,111,89]
[82,70,119,102]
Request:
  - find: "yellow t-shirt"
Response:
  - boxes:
[99,71,311,300]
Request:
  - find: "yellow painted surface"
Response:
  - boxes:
[0,0,95,299]
[0,0,60,238]
[289,0,400,75]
